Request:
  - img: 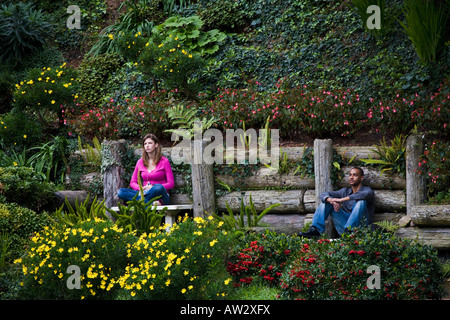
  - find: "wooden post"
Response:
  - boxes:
[102,140,127,217]
[406,134,427,214]
[314,139,337,238]
[191,140,216,218]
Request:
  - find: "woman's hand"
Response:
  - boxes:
[143,183,153,192]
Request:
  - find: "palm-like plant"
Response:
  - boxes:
[0,2,54,65]
[361,134,407,176]
[399,0,448,64]
[165,104,217,141]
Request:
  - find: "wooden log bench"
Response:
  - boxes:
[109,203,193,231]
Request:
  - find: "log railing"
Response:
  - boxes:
[95,134,450,248]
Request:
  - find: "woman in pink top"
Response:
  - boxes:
[118,133,174,205]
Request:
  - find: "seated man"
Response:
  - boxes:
[298,167,375,238]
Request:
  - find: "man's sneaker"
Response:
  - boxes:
[297,226,320,238]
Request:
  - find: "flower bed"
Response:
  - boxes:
[228,228,445,300]
[14,215,234,300]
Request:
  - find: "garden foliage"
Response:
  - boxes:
[14,215,234,300]
[0,166,55,210]
[228,228,444,300]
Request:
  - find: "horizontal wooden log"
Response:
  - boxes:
[54,190,90,208]
[395,227,450,250]
[374,190,406,212]
[254,214,306,235]
[215,167,315,189]
[410,205,450,227]
[338,166,405,190]
[170,193,192,205]
[215,189,405,214]
[215,166,404,191]
[216,190,305,214]
[334,146,380,161]
[303,212,406,227]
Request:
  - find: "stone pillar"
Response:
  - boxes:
[314,139,337,237]
[406,134,427,214]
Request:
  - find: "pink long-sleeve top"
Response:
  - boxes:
[129,156,175,191]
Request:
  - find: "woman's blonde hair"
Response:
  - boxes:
[142,133,162,167]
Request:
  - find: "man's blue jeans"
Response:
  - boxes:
[311,200,368,235]
[117,184,170,205]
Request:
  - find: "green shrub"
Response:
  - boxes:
[361,134,406,176]
[279,227,444,300]
[227,231,304,287]
[198,0,249,33]
[151,15,226,56]
[213,195,280,231]
[11,62,78,127]
[15,218,137,299]
[14,215,235,300]
[76,53,124,106]
[88,0,162,56]
[107,195,165,236]
[0,2,54,66]
[0,202,50,264]
[50,195,109,228]
[0,166,56,210]
[0,110,43,151]
[118,215,235,300]
[419,140,450,197]
[149,41,206,98]
[116,91,173,139]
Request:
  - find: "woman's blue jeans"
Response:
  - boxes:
[117,184,170,205]
[311,200,368,235]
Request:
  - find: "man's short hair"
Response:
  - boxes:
[351,166,364,176]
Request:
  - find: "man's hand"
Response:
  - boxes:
[326,197,349,212]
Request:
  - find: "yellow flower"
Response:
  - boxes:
[165,279,171,286]
[224,278,232,285]
[210,239,218,247]
[13,162,17,166]
[51,100,56,104]
[181,288,186,294]
[108,34,114,40]
[23,135,27,139]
